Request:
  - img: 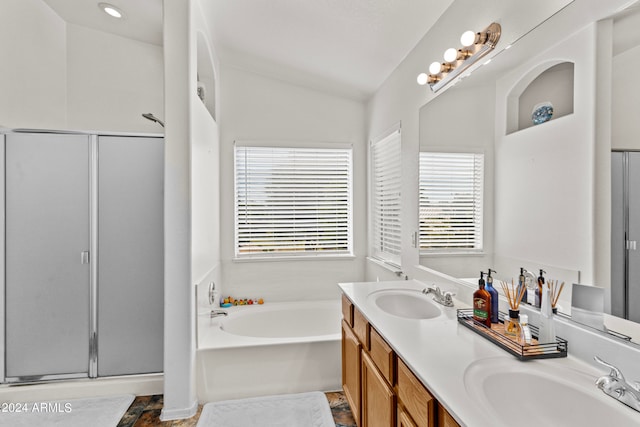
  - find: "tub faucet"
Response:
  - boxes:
[422,285,455,307]
[594,356,640,412]
[210,309,228,318]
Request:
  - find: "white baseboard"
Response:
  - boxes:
[160,398,198,421]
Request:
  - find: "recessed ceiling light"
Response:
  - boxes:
[98,3,123,19]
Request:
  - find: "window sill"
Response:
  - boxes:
[366,256,402,274]
[420,251,486,258]
[233,254,356,263]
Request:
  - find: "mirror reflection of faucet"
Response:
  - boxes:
[594,356,640,412]
[522,268,537,305]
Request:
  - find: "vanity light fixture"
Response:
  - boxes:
[417,22,501,92]
[98,3,123,19]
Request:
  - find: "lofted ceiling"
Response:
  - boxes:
[41,0,453,100]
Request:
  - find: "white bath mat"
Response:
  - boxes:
[0,394,134,427]
[197,391,334,427]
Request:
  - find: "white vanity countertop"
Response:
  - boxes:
[339,280,640,427]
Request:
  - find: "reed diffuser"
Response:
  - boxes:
[548,280,565,313]
[500,279,526,338]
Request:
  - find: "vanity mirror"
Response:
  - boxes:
[418,0,640,344]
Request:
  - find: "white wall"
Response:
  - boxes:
[365,0,528,282]
[0,0,163,133]
[367,0,627,286]
[66,24,164,133]
[494,25,597,285]
[418,83,495,279]
[162,0,220,419]
[219,65,366,302]
[0,0,67,129]
[612,44,640,150]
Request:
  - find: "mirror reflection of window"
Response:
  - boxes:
[419,152,484,253]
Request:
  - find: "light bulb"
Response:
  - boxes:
[429,61,442,75]
[417,73,429,85]
[443,48,458,63]
[460,30,476,47]
[99,3,123,19]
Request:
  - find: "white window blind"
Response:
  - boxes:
[419,152,484,252]
[234,145,353,258]
[370,130,401,265]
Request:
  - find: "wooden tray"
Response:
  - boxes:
[457,308,567,360]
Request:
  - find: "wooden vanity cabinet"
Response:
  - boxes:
[342,319,362,426]
[341,293,462,427]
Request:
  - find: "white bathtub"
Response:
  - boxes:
[196,299,342,402]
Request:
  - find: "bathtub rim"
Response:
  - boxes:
[197,299,341,351]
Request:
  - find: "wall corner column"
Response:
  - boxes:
[161,0,197,421]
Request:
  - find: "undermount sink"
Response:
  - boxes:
[369,289,442,319]
[464,357,639,426]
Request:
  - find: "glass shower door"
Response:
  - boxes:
[5,132,90,380]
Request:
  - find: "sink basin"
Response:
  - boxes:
[369,289,442,319]
[464,357,639,426]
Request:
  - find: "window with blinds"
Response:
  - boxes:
[370,129,401,265]
[234,144,353,258]
[419,152,484,252]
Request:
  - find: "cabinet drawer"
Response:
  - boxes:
[369,327,394,384]
[341,294,354,327]
[397,358,435,427]
[353,307,369,349]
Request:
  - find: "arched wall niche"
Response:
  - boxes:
[506,60,575,134]
[196,30,217,121]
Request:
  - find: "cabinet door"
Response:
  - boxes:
[362,351,395,427]
[342,320,361,426]
[398,407,418,427]
[97,136,164,376]
[5,133,90,379]
[437,404,460,427]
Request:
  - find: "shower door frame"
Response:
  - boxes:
[1,130,163,384]
[2,131,95,383]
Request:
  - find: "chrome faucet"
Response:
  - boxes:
[522,268,536,289]
[422,284,455,307]
[210,309,228,318]
[594,356,640,412]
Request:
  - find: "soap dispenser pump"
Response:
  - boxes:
[518,267,528,305]
[485,269,499,323]
[535,269,546,308]
[473,272,492,327]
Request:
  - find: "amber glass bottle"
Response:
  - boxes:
[473,272,492,327]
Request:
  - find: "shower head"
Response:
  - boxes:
[142,113,165,128]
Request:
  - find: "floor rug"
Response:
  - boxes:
[197,391,335,427]
[0,394,134,427]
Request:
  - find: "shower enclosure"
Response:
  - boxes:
[2,130,164,383]
[612,151,640,323]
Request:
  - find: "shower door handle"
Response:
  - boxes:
[626,240,637,251]
[81,251,90,264]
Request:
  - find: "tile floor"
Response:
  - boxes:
[117,391,357,427]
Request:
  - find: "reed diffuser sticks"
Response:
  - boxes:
[547,280,565,308]
[500,279,526,310]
